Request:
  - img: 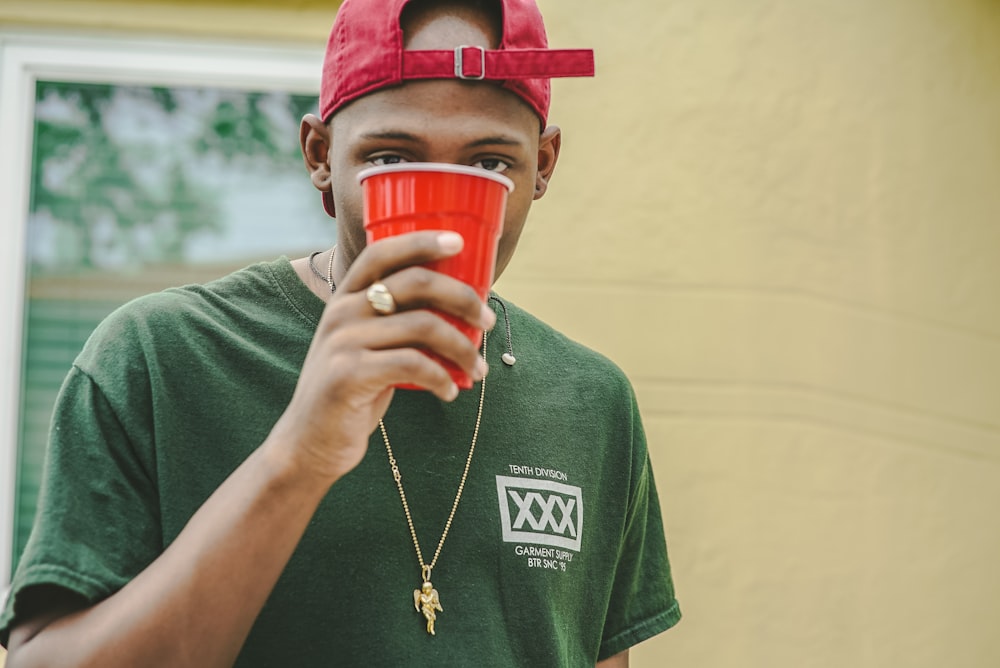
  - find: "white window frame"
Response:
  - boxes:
[0,29,322,590]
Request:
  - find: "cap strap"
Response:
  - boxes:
[402,46,595,81]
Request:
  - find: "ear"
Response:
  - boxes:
[533,125,562,200]
[300,114,335,214]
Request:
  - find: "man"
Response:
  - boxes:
[1,0,680,665]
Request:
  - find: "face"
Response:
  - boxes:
[301,3,561,283]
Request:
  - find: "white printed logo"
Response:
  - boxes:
[496,476,583,552]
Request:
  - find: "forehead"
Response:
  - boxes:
[331,77,538,143]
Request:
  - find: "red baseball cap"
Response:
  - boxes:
[320,0,594,123]
[319,0,595,217]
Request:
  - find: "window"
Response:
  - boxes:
[0,31,327,586]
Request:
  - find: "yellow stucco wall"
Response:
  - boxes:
[3,1,1000,666]
[524,2,1000,666]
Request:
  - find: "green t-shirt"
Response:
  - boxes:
[1,258,680,665]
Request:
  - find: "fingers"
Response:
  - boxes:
[339,231,496,330]
[349,348,482,402]
[338,231,464,294]
[321,289,489,397]
[317,230,496,398]
[371,265,495,329]
[334,308,489,384]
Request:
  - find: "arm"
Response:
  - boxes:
[8,442,329,667]
[597,650,629,668]
[6,232,494,668]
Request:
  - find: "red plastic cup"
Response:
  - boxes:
[358,162,514,390]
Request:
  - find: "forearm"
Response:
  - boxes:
[10,439,332,668]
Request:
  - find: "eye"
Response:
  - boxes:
[369,155,408,166]
[473,158,511,173]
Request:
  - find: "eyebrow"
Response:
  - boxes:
[359,131,422,143]
[359,131,526,148]
[467,135,525,148]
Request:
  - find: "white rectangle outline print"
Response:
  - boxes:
[495,475,583,552]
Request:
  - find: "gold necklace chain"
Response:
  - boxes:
[380,329,487,636]
[312,246,486,636]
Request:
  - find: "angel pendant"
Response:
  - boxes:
[414,581,443,635]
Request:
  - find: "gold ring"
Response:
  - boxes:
[366,282,396,315]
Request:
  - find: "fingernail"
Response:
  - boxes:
[438,232,463,253]
[481,303,497,329]
[445,382,460,401]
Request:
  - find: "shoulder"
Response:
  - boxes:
[74,258,304,374]
[498,295,634,395]
[491,294,640,437]
[111,258,292,324]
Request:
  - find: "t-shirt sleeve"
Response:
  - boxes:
[597,398,682,660]
[0,364,162,646]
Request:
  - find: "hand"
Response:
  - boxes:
[267,231,496,485]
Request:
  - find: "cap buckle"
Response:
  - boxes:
[454,45,486,80]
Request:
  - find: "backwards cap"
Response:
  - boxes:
[320,0,595,125]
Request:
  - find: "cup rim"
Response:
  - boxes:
[357,162,515,192]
